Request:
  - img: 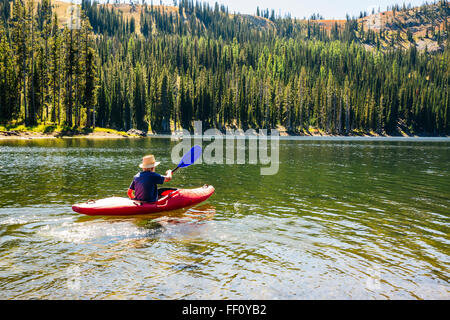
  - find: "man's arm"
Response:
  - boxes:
[127,188,135,199]
[128,179,136,199]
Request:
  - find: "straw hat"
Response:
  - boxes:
[139,155,160,169]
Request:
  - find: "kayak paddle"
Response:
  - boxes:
[172,145,202,173]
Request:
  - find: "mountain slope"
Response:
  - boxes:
[358,1,449,52]
[52,0,449,52]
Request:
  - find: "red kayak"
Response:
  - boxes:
[72,185,215,216]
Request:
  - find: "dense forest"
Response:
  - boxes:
[0,0,449,135]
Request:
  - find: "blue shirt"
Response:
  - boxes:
[129,171,165,202]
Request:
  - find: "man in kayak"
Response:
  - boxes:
[127,155,173,202]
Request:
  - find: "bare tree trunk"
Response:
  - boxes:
[68,29,73,127]
[75,28,80,127]
[57,51,61,125]
[345,93,350,134]
[23,58,27,124]
[45,35,48,123]
[299,83,303,132]
[338,95,342,134]
[22,12,27,125]
[31,10,35,125]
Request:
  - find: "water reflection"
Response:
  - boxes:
[66,205,217,244]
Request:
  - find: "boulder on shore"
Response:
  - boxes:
[127,129,147,136]
[0,130,20,136]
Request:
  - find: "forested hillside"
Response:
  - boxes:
[0,0,449,135]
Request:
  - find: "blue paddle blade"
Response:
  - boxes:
[178,145,202,168]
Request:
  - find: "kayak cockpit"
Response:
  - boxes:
[158,188,179,199]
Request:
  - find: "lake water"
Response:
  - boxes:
[0,137,449,299]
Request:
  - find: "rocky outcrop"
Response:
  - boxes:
[126,129,147,136]
[0,130,20,136]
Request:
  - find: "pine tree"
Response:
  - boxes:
[49,13,61,124]
[11,0,29,124]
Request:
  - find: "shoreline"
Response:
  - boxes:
[1,129,448,140]
[0,131,140,140]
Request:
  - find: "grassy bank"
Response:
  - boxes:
[0,124,135,139]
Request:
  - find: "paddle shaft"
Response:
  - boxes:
[172,166,180,173]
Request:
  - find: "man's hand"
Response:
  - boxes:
[164,170,173,182]
[127,188,135,199]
